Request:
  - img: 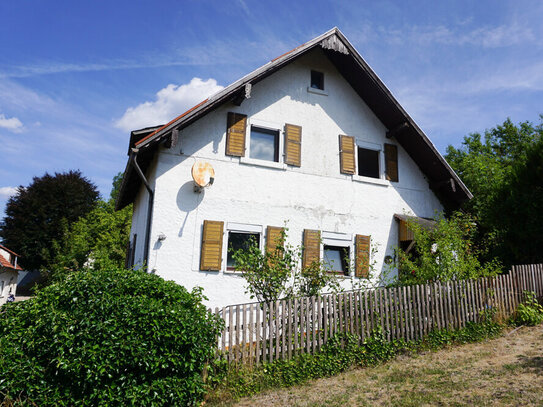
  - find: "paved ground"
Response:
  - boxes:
[220,325,543,407]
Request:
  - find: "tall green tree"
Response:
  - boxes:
[445,116,543,266]
[0,171,99,270]
[49,172,132,277]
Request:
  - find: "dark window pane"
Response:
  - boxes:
[227,232,260,269]
[358,147,380,178]
[310,70,324,90]
[250,127,278,162]
[324,245,349,275]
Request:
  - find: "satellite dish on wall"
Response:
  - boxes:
[191,161,215,192]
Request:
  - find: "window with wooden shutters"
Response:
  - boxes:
[200,220,224,271]
[355,234,370,278]
[384,143,398,182]
[266,226,284,254]
[302,229,321,269]
[226,112,247,157]
[339,135,356,174]
[284,124,302,166]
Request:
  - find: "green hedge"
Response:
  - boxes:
[0,268,222,406]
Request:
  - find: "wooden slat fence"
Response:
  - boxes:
[212,264,543,365]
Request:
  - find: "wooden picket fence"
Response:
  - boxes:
[212,264,543,365]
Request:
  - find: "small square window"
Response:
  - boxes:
[310,70,324,90]
[358,147,380,179]
[324,245,350,276]
[227,232,260,270]
[250,127,279,162]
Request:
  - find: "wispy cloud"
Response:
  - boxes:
[114,78,224,132]
[0,186,18,200]
[0,114,23,133]
[352,20,537,49]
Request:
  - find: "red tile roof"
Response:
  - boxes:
[135,98,209,147]
[0,245,22,271]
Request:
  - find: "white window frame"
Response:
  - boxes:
[322,231,353,277]
[352,139,390,186]
[0,280,4,298]
[240,118,287,170]
[223,222,264,273]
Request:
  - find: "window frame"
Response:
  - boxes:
[351,139,390,186]
[223,222,263,273]
[239,118,287,169]
[310,70,324,90]
[321,231,354,277]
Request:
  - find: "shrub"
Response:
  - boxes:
[0,268,223,406]
[513,291,543,326]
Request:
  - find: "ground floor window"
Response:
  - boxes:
[226,231,260,270]
[323,245,350,275]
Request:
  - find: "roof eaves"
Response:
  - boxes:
[331,30,472,200]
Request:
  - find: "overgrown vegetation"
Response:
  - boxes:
[446,116,543,266]
[231,228,341,303]
[393,212,502,285]
[512,291,543,326]
[47,173,132,279]
[0,268,223,406]
[207,317,504,404]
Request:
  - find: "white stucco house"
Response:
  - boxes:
[0,244,21,305]
[116,28,471,309]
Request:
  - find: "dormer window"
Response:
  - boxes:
[310,70,324,90]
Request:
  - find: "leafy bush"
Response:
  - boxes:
[0,268,223,406]
[394,212,502,285]
[513,291,543,326]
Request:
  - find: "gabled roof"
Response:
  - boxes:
[116,27,471,210]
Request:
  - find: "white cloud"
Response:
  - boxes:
[0,114,23,133]
[0,186,18,199]
[114,78,224,132]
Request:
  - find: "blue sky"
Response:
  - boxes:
[1,0,542,214]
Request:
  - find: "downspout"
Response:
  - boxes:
[129,148,154,269]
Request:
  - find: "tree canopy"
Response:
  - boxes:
[48,172,132,277]
[0,171,99,271]
[445,116,543,266]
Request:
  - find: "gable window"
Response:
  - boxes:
[310,70,324,90]
[358,147,380,179]
[324,245,350,275]
[250,126,279,162]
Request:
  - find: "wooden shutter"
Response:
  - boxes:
[226,112,247,157]
[284,124,302,166]
[384,143,398,182]
[355,234,370,278]
[266,226,285,254]
[302,229,321,269]
[200,220,224,271]
[339,135,356,174]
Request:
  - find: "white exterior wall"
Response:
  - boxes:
[0,270,17,305]
[133,49,443,308]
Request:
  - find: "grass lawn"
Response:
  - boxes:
[211,325,543,407]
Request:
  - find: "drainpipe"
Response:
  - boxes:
[129,148,154,269]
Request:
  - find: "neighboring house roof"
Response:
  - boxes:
[116,27,472,210]
[0,245,22,271]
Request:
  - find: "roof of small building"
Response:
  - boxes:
[0,244,22,271]
[116,27,472,210]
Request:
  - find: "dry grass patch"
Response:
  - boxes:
[217,325,543,407]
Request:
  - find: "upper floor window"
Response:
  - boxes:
[250,126,279,162]
[310,70,324,90]
[357,147,380,179]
